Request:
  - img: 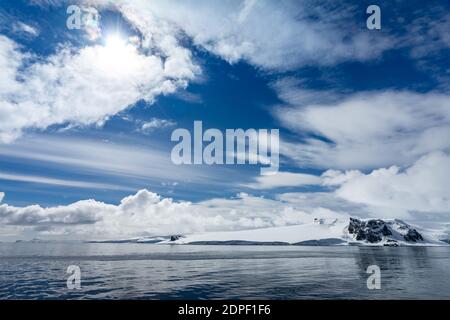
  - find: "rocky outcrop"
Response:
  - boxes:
[170,235,182,242]
[347,218,424,244]
[404,229,424,242]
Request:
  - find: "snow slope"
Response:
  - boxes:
[159,218,448,246]
[165,219,346,245]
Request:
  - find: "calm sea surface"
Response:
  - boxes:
[0,243,449,299]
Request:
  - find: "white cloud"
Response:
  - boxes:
[0,189,197,238]
[0,188,355,239]
[2,1,446,145]
[0,198,108,226]
[139,118,177,134]
[321,169,361,187]
[243,171,321,189]
[174,90,203,104]
[197,191,353,228]
[276,89,450,169]
[406,12,450,59]
[89,0,392,71]
[13,1,450,75]
[0,18,199,142]
[324,152,450,215]
[12,22,39,37]
[0,172,127,190]
[0,36,23,97]
[0,135,214,184]
[2,166,449,239]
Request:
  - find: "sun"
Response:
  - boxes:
[104,33,127,50]
[97,33,141,75]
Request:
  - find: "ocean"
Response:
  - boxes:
[1,243,449,299]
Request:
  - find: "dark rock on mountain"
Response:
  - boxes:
[404,229,423,242]
[347,218,424,244]
[350,218,385,243]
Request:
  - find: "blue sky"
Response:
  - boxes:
[0,0,450,240]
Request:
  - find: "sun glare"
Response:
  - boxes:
[98,33,141,74]
[104,34,127,50]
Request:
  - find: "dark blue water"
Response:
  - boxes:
[0,243,449,299]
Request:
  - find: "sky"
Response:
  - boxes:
[0,0,449,240]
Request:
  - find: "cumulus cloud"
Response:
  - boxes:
[0,188,355,239]
[323,152,450,215]
[275,89,450,169]
[0,190,191,237]
[0,15,199,142]
[0,199,107,226]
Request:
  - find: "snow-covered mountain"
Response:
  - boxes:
[89,218,449,246]
[158,217,448,246]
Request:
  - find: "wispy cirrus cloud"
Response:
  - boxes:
[12,21,39,38]
[0,172,127,190]
[0,134,252,202]
[274,84,450,170]
[0,135,208,183]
